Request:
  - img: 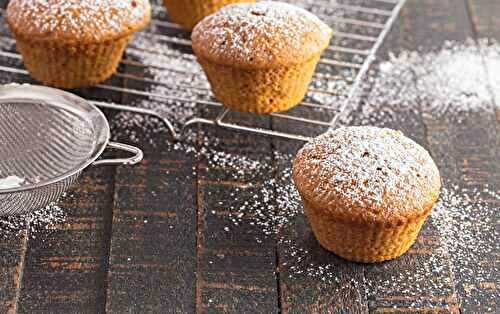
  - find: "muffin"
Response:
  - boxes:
[192,2,333,113]
[163,0,254,31]
[6,0,151,89]
[292,127,441,263]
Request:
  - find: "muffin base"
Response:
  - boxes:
[197,55,320,113]
[302,198,429,263]
[15,36,130,89]
[163,0,254,30]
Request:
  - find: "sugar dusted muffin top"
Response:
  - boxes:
[192,1,333,69]
[6,0,151,43]
[292,127,441,226]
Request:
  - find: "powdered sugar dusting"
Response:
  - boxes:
[227,164,302,238]
[0,197,67,238]
[7,0,150,41]
[344,39,500,127]
[192,1,332,66]
[0,175,25,189]
[110,36,207,143]
[294,126,440,216]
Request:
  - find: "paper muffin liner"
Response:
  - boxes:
[163,0,255,30]
[197,55,321,113]
[14,36,131,89]
[302,197,430,263]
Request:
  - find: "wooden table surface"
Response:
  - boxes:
[0,0,499,313]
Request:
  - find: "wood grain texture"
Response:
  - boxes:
[17,168,115,313]
[195,123,280,313]
[104,59,198,312]
[0,232,27,314]
[105,149,198,313]
[466,0,500,41]
[0,2,34,310]
[452,1,500,312]
[0,37,29,314]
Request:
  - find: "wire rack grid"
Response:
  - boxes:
[0,0,407,142]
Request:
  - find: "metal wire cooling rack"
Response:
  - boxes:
[0,0,407,142]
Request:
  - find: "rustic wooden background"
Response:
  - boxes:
[0,0,498,313]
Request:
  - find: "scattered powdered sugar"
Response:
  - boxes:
[227,165,302,238]
[430,186,499,281]
[344,39,500,126]
[220,157,498,309]
[7,0,150,41]
[207,144,497,303]
[191,1,332,66]
[0,175,25,189]
[202,147,273,181]
[0,197,67,239]
[110,36,209,144]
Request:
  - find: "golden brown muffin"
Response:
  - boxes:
[292,127,441,263]
[163,0,254,31]
[192,2,333,113]
[6,0,151,89]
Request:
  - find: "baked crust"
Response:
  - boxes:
[292,127,442,227]
[191,1,333,69]
[6,0,151,44]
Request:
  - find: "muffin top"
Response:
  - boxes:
[293,127,441,226]
[6,0,151,43]
[191,1,333,69]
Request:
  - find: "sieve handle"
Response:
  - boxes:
[92,142,144,166]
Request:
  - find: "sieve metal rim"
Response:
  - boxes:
[0,83,142,195]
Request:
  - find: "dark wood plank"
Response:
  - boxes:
[270,0,403,309]
[442,106,500,313]
[1,49,130,313]
[195,125,280,313]
[273,141,368,312]
[358,0,500,312]
[278,215,369,313]
[0,233,27,313]
[105,147,198,312]
[384,0,472,51]
[0,7,34,310]
[104,50,199,311]
[272,5,369,313]
[466,0,500,40]
[0,3,123,309]
[446,1,500,312]
[17,167,115,313]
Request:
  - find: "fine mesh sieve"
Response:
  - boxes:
[0,84,143,216]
